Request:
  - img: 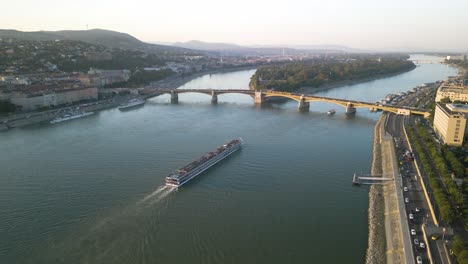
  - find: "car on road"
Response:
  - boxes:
[420,242,425,248]
[415,207,420,212]
[414,239,419,245]
[405,198,409,203]
[404,186,408,192]
[431,234,439,240]
[411,229,416,235]
[409,214,414,219]
[416,255,423,264]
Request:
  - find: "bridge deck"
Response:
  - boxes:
[142,88,430,116]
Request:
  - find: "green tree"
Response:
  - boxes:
[440,97,452,104]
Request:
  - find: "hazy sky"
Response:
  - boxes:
[2,0,468,51]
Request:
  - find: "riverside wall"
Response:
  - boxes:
[365,115,386,264]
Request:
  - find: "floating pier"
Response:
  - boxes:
[352,173,394,186]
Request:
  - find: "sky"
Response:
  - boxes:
[2,0,468,51]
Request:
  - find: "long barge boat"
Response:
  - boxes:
[118,98,146,110]
[165,138,242,187]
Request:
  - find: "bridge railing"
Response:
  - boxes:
[141,88,430,116]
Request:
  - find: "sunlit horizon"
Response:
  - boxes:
[2,0,468,52]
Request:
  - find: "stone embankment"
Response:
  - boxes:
[367,113,413,264]
[365,115,386,264]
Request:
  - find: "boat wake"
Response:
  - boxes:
[34,185,177,262]
[137,185,168,205]
[149,187,175,205]
[136,185,177,208]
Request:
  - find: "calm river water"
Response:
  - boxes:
[0,55,456,263]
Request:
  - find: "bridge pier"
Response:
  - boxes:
[254,91,266,105]
[298,95,310,112]
[346,102,356,115]
[170,90,178,104]
[211,91,218,104]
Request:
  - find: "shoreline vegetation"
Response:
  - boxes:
[296,68,416,94]
[249,59,416,93]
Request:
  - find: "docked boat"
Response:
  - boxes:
[327,109,336,115]
[118,98,145,110]
[50,111,94,124]
[165,138,242,187]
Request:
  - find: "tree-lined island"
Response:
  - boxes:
[249,57,416,92]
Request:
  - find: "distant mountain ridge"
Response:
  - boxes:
[171,40,365,55]
[0,29,194,54]
[173,40,246,51]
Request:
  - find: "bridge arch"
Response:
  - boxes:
[141,88,430,117]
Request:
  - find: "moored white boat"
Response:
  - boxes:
[118,98,146,110]
[50,111,94,124]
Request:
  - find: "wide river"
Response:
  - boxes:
[0,55,457,263]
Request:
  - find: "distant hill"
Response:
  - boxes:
[0,29,195,54]
[276,44,369,53]
[172,40,358,55]
[173,40,245,51]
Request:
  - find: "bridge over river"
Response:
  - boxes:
[140,88,430,117]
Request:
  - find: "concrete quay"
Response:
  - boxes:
[366,113,415,264]
[0,99,120,129]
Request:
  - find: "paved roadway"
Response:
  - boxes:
[387,113,452,264]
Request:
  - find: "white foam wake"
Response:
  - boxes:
[149,187,175,205]
[137,185,167,205]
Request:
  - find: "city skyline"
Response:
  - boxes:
[2,0,468,52]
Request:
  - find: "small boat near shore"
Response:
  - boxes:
[118,98,146,110]
[327,109,336,115]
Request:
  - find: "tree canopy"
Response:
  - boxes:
[250,59,416,91]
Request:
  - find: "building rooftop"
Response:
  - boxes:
[438,83,468,94]
[437,103,466,117]
[447,103,468,113]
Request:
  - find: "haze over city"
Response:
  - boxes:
[2,0,468,51]
[2,1,468,264]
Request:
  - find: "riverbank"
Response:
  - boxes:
[1,99,120,129]
[365,115,386,264]
[0,67,259,130]
[298,66,417,95]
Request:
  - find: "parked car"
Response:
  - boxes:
[404,186,408,192]
[420,242,425,248]
[411,229,416,235]
[416,255,423,264]
[409,214,414,219]
[415,207,420,212]
[405,198,409,203]
[414,239,419,245]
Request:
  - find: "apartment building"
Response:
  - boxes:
[433,103,467,146]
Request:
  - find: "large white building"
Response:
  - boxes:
[10,87,98,111]
[433,103,468,146]
[82,68,131,87]
[435,82,468,103]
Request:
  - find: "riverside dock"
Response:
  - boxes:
[352,173,394,185]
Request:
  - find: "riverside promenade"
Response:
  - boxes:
[367,113,414,264]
